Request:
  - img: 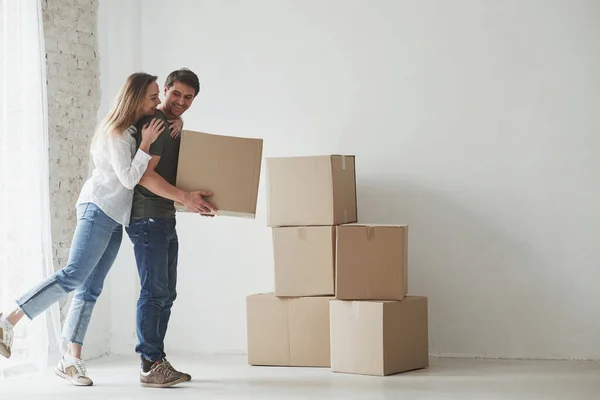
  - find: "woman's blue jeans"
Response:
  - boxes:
[16,202,121,345]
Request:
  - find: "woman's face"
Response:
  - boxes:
[139,81,161,117]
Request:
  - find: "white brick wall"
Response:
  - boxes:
[42,0,100,319]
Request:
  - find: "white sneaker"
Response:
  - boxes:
[54,357,94,386]
[0,314,14,359]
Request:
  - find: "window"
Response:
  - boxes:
[0,0,61,378]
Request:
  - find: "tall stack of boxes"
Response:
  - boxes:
[246,155,429,376]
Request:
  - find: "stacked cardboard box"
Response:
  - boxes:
[246,155,429,376]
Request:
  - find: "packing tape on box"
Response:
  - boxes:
[344,209,348,222]
[352,301,361,318]
[341,155,346,170]
[367,226,376,241]
[297,227,307,240]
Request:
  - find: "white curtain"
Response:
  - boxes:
[0,0,62,378]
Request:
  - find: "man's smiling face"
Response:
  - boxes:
[163,80,196,118]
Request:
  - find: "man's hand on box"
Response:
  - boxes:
[183,191,218,215]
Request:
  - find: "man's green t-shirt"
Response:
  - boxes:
[130,110,181,220]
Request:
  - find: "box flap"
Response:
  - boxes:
[273,226,335,297]
[289,297,332,367]
[330,300,385,375]
[266,156,335,226]
[335,225,408,300]
[266,155,357,226]
[246,293,290,366]
[383,297,429,375]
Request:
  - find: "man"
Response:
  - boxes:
[126,68,217,388]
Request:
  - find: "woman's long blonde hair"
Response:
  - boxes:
[92,72,158,147]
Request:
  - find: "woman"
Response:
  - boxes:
[0,72,174,386]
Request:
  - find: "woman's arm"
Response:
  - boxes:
[106,131,152,190]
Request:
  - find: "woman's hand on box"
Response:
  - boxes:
[168,117,183,138]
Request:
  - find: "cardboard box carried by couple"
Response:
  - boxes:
[174,129,263,218]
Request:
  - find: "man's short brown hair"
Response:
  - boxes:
[165,68,200,97]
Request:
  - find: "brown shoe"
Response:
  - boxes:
[163,359,191,381]
[0,316,14,359]
[140,361,188,388]
[54,358,94,386]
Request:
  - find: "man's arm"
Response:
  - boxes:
[138,156,186,203]
[138,156,217,214]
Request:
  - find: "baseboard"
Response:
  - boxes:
[429,352,599,362]
[88,351,600,362]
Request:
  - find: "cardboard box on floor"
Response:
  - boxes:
[266,155,357,227]
[175,130,263,218]
[246,293,331,368]
[330,296,429,376]
[336,224,408,301]
[272,226,335,297]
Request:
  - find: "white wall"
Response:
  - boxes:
[100,0,600,360]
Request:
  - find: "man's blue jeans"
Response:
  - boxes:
[16,202,121,345]
[126,217,178,362]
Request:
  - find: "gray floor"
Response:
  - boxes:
[0,354,599,399]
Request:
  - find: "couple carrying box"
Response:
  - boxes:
[0,68,216,388]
